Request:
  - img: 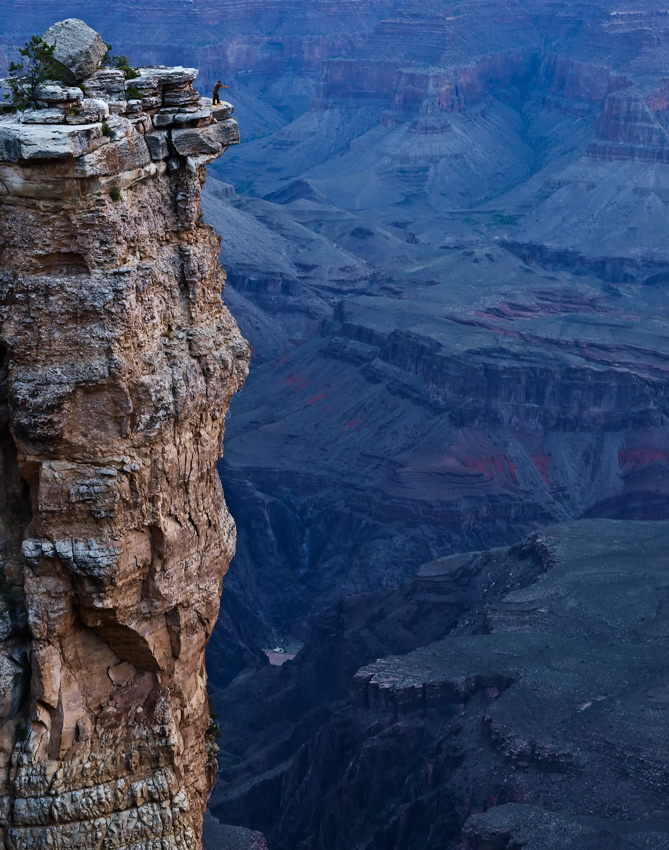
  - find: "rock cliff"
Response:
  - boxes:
[0,20,248,850]
[210,520,669,850]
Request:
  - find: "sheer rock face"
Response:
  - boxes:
[0,25,249,850]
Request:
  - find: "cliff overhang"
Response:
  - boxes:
[0,19,249,850]
[0,55,239,200]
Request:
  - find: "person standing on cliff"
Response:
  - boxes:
[213,80,229,105]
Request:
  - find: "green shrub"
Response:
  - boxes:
[101,121,112,137]
[109,187,122,202]
[114,55,139,80]
[125,84,143,101]
[5,35,65,111]
[101,42,113,67]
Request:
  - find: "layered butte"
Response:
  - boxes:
[0,20,249,850]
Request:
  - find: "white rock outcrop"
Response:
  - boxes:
[43,18,108,83]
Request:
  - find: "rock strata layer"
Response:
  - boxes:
[0,21,248,850]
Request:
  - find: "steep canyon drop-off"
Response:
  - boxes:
[0,24,248,850]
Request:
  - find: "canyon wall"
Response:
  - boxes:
[0,24,248,850]
[0,6,666,849]
[7,0,669,758]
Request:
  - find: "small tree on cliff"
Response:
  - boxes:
[5,35,65,110]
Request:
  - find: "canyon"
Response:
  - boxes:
[200,0,669,660]
[2,2,669,849]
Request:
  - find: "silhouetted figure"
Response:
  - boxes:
[213,80,229,105]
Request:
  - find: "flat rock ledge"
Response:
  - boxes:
[462,803,669,850]
[0,60,238,198]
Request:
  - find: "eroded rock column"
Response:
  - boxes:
[0,22,249,850]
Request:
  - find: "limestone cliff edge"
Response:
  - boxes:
[0,19,249,850]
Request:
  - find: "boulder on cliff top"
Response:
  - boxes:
[43,19,107,84]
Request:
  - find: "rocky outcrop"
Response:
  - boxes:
[0,20,248,850]
[587,84,669,163]
[211,520,669,850]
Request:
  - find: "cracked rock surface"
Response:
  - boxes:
[0,19,249,850]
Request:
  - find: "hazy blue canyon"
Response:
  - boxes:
[2,2,669,848]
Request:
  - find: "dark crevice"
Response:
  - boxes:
[0,342,31,767]
[28,251,90,276]
[0,343,33,567]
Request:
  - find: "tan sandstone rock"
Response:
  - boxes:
[0,19,249,850]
